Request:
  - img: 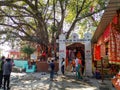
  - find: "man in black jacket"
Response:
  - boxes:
[0,56,5,88]
[3,58,12,90]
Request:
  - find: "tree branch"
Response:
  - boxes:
[0,1,34,15]
[76,7,106,21]
[76,0,86,18]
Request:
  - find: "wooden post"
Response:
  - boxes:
[101,57,104,83]
[116,9,120,33]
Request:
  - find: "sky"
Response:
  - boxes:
[0,43,11,57]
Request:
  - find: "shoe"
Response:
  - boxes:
[3,87,6,90]
[50,78,53,81]
[0,86,4,89]
[7,87,10,90]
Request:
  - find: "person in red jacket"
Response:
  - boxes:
[42,51,46,61]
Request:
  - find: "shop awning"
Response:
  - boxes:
[91,0,120,43]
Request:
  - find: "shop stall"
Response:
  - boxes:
[92,0,120,89]
[92,0,120,75]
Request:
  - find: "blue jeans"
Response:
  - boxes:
[50,70,54,79]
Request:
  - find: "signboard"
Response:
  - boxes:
[58,39,90,43]
[31,54,37,60]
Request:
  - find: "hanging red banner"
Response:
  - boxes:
[94,44,101,61]
[109,23,120,64]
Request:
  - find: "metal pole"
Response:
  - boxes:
[101,57,104,82]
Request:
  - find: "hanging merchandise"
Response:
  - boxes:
[109,23,120,64]
[111,71,120,90]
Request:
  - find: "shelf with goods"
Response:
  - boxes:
[94,41,109,75]
[96,55,111,78]
[111,71,120,90]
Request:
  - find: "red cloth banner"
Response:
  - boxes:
[94,44,101,61]
[109,23,120,64]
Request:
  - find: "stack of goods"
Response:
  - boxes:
[111,71,120,90]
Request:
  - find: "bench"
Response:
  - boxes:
[26,65,36,73]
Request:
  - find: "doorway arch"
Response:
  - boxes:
[66,42,85,74]
[58,32,92,76]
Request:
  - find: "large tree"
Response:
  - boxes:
[0,0,108,47]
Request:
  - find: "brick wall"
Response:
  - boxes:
[36,61,59,72]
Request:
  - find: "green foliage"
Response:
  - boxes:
[0,0,109,45]
[21,45,36,56]
[65,11,76,23]
[51,25,57,33]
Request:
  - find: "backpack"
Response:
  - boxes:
[0,60,2,71]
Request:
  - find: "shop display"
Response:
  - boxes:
[111,71,120,90]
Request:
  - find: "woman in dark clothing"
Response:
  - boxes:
[61,58,65,75]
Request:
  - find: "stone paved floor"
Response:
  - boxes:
[0,72,116,90]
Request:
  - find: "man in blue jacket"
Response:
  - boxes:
[50,60,55,81]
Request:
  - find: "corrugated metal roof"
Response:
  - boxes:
[91,0,120,43]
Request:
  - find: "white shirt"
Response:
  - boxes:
[75,58,79,67]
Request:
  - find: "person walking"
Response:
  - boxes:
[75,57,79,79]
[0,56,5,88]
[72,59,76,72]
[49,60,55,81]
[61,58,65,75]
[3,58,12,90]
[77,57,83,79]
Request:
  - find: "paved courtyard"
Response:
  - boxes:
[0,72,116,90]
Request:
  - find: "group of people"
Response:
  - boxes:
[48,56,83,81]
[65,56,83,79]
[0,56,12,90]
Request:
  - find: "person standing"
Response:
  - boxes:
[75,57,83,79]
[72,59,76,72]
[61,58,65,75]
[77,57,83,79]
[49,60,55,81]
[3,58,12,90]
[75,57,79,79]
[0,56,5,88]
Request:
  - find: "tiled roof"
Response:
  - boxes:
[92,0,120,43]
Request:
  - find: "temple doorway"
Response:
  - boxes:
[66,42,85,74]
